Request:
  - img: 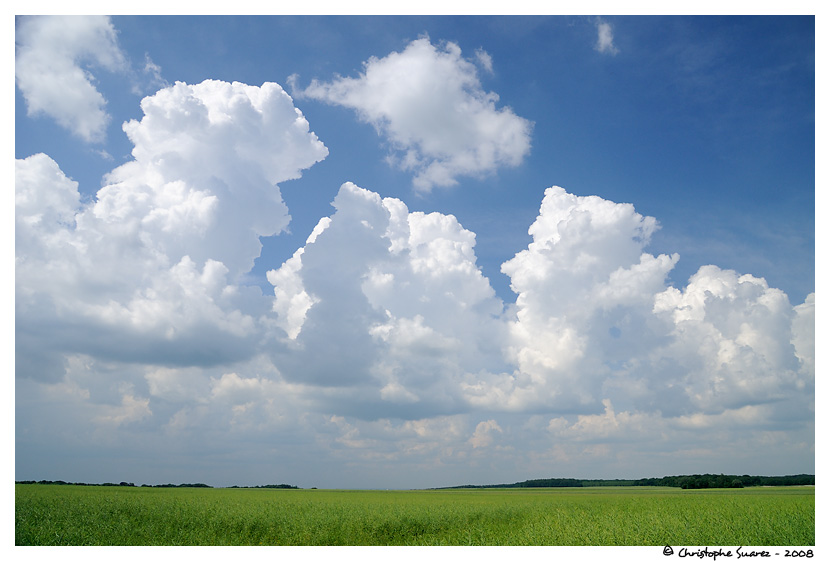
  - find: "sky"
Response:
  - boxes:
[13,14,816,490]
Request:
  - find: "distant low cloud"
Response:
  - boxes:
[293,36,533,191]
[469,419,502,448]
[595,19,620,55]
[15,16,128,143]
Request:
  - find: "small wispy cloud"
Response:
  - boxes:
[595,19,620,56]
[139,53,169,93]
[474,47,494,74]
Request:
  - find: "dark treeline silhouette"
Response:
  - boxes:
[436,474,814,490]
[632,473,815,489]
[143,483,212,488]
[15,480,300,489]
[582,479,638,486]
[16,480,213,488]
[228,484,299,489]
[444,478,584,489]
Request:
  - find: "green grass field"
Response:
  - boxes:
[15,484,814,546]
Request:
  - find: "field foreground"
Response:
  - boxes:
[15,484,814,546]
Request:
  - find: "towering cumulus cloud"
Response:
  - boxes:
[476,187,681,412]
[652,266,813,414]
[267,182,509,416]
[489,188,811,423]
[16,80,328,381]
[295,36,533,191]
[265,183,813,428]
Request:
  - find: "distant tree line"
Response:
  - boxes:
[631,474,815,489]
[511,478,585,488]
[227,484,299,489]
[142,483,212,488]
[439,478,585,489]
[437,474,814,490]
[15,480,300,489]
[15,480,213,488]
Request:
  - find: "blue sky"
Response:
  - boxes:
[15,14,815,489]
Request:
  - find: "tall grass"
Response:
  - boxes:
[15,484,814,546]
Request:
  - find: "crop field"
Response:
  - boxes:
[15,484,814,546]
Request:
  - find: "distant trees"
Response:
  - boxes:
[227,484,299,489]
[632,474,814,489]
[514,478,583,488]
[435,473,814,490]
[15,480,213,488]
[135,482,210,488]
[15,481,301,489]
[439,478,583,489]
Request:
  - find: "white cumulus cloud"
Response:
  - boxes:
[294,37,533,191]
[262,180,812,448]
[478,187,680,412]
[16,80,328,381]
[16,15,128,143]
[266,182,508,410]
[652,265,812,414]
